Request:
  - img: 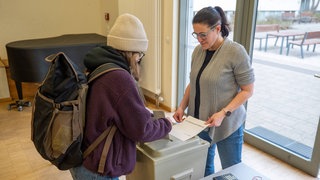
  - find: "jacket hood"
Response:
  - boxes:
[84,45,130,73]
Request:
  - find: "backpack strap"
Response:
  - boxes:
[83,63,123,174]
[82,125,117,174]
[82,125,118,174]
[98,125,117,174]
[82,125,113,158]
[87,63,124,84]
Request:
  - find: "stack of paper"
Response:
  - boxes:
[169,116,208,141]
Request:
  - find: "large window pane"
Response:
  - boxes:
[245,0,320,176]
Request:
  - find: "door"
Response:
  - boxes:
[246,0,320,177]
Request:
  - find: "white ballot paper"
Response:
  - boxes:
[169,116,208,141]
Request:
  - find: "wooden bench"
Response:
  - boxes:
[298,12,314,23]
[286,31,320,58]
[281,12,299,23]
[255,24,280,50]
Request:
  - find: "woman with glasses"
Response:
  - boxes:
[173,6,255,176]
[70,13,172,180]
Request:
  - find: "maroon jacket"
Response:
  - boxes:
[82,46,172,177]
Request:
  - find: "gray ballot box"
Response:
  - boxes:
[126,135,209,180]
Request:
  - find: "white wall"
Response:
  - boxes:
[161,0,179,111]
[0,0,178,111]
[101,0,118,36]
[0,0,105,59]
[0,61,10,100]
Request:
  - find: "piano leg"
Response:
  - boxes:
[7,81,31,111]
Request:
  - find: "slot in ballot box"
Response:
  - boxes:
[126,135,209,180]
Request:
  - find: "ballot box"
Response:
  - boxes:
[126,135,209,180]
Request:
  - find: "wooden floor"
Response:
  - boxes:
[0,98,318,180]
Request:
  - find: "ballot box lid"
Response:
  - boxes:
[138,135,207,157]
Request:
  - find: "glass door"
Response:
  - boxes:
[178,0,320,177]
[246,0,320,177]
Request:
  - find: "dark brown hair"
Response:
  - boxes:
[118,51,140,81]
[192,6,230,37]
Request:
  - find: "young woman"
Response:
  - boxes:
[70,13,172,180]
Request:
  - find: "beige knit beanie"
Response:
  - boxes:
[107,13,148,52]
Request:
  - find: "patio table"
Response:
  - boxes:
[264,30,305,54]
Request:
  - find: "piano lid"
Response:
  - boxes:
[6,33,107,82]
[6,33,107,49]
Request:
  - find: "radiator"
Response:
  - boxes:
[118,0,162,96]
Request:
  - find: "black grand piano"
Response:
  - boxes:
[6,33,107,111]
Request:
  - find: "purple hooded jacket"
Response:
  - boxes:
[81,46,172,177]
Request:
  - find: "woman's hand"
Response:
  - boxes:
[205,111,225,127]
[173,107,185,123]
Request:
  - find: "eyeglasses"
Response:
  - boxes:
[136,52,145,64]
[191,23,220,39]
[137,52,145,60]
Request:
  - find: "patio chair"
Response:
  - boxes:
[286,31,320,58]
[255,24,280,51]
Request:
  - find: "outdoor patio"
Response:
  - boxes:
[246,22,320,156]
[257,23,320,59]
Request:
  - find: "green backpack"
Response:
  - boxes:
[31,52,122,173]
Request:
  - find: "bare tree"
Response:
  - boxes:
[300,0,320,12]
[310,0,320,11]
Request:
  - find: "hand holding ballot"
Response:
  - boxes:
[169,116,208,141]
[172,107,185,123]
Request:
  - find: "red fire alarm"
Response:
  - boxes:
[105,13,109,21]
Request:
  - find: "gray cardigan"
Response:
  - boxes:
[187,38,255,143]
